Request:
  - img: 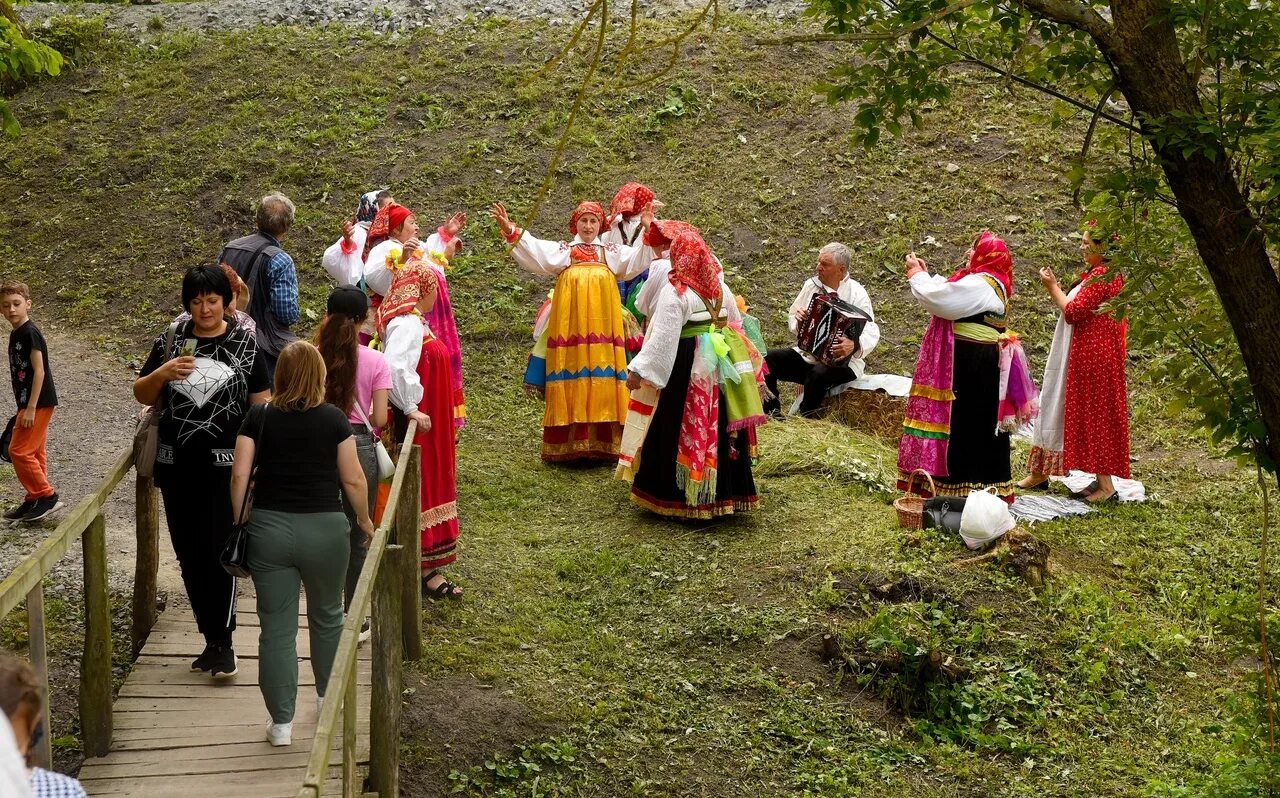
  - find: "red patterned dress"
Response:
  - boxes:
[1062,266,1130,478]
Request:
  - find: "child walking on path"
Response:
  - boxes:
[1,282,61,524]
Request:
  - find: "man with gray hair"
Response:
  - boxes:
[764,242,881,418]
[219,192,301,379]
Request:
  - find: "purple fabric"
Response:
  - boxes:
[424,261,466,427]
[898,316,954,477]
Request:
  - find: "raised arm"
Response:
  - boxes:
[908,272,1004,321]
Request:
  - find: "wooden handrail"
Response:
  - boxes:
[296,421,420,798]
[0,444,135,765]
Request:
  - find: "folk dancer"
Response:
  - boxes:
[377,255,462,599]
[490,199,657,462]
[620,231,766,518]
[897,231,1038,503]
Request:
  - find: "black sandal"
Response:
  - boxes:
[422,573,463,600]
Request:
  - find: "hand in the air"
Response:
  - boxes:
[341,218,356,244]
[906,252,928,279]
[444,212,467,236]
[639,202,656,229]
[489,203,515,238]
[1038,266,1058,289]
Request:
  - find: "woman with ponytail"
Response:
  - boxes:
[315,286,391,639]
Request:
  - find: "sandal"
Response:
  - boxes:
[1086,490,1119,504]
[1016,477,1051,491]
[1068,480,1100,500]
[422,572,463,600]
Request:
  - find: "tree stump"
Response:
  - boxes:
[954,527,1052,586]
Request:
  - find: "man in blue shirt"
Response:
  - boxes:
[220,193,301,379]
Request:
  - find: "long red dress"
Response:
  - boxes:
[414,332,459,572]
[1062,265,1130,478]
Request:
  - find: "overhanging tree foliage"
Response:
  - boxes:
[1,0,64,136]
[788,0,1279,473]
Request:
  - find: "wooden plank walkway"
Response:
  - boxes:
[78,595,372,798]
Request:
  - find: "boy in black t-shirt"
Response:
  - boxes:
[1,281,61,523]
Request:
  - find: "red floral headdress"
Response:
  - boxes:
[948,230,1014,297]
[569,201,605,237]
[376,259,438,331]
[609,182,656,221]
[668,231,722,302]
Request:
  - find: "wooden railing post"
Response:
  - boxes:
[370,543,403,798]
[395,446,423,661]
[25,583,52,769]
[342,650,358,798]
[80,512,112,757]
[131,474,160,655]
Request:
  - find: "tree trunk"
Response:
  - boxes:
[1101,0,1280,468]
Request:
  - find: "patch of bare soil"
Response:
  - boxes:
[400,675,551,798]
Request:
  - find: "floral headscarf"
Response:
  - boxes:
[668,231,722,303]
[948,230,1014,297]
[376,258,438,331]
[356,188,388,224]
[609,182,656,221]
[363,204,393,262]
[569,201,605,236]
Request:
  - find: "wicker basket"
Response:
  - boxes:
[893,468,936,529]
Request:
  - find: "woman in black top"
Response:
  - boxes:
[230,341,374,747]
[134,265,271,680]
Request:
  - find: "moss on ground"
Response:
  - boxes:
[0,13,1266,797]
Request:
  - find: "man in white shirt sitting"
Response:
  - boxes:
[764,242,881,418]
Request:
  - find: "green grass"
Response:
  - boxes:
[1,12,1272,797]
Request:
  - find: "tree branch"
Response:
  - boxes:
[1016,0,1117,49]
[757,0,985,45]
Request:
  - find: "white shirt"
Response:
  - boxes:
[321,223,370,286]
[787,275,881,375]
[908,271,1006,320]
[0,716,31,798]
[382,314,426,414]
[509,232,654,280]
[602,216,643,248]
[629,281,740,389]
[361,238,405,298]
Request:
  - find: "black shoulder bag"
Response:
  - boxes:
[221,405,266,578]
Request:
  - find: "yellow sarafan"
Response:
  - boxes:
[542,262,631,428]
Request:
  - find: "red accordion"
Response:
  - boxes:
[796,290,872,367]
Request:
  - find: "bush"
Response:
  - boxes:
[33,15,105,66]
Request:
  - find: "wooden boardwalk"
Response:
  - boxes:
[78,595,372,798]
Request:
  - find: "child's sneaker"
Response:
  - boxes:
[4,500,35,523]
[21,494,62,523]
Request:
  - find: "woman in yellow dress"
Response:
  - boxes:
[490,200,656,462]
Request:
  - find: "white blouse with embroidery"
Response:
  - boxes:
[509,232,654,280]
[628,281,740,390]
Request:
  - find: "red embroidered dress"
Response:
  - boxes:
[1062,266,1130,478]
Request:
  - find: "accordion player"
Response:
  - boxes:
[796,291,873,368]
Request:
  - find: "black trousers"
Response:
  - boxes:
[763,347,856,416]
[159,468,237,647]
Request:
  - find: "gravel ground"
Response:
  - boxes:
[22,0,805,36]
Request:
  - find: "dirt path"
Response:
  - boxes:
[0,323,183,597]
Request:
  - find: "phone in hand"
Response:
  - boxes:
[181,338,197,356]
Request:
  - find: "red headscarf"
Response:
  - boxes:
[386,203,413,234]
[569,201,605,237]
[949,230,1013,297]
[668,231,722,303]
[376,259,438,332]
[609,182,656,221]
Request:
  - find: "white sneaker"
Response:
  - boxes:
[266,722,293,747]
[357,618,371,645]
[316,695,324,716]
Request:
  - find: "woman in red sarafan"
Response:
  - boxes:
[1036,228,1130,501]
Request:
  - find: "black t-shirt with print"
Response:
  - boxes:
[9,320,58,409]
[239,402,354,514]
[139,319,270,479]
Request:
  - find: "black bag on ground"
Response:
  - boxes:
[220,406,266,578]
[922,496,966,534]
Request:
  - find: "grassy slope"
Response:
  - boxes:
[0,13,1264,797]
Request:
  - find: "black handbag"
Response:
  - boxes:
[922,496,966,534]
[220,405,266,578]
[0,415,15,463]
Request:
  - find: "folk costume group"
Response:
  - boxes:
[315,181,1131,602]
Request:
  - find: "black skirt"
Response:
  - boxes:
[934,338,1012,498]
[631,336,758,519]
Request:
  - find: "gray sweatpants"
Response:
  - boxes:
[247,508,349,724]
[342,429,379,610]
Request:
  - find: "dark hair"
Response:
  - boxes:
[315,289,365,415]
[182,265,234,312]
[375,189,393,204]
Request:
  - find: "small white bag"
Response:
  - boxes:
[959,488,1015,550]
[352,402,396,482]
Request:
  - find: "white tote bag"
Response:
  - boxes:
[959,488,1015,549]
[352,402,396,482]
